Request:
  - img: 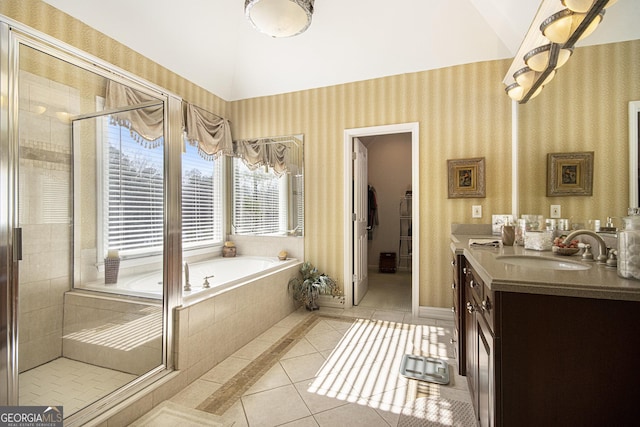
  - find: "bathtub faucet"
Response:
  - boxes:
[184,262,191,291]
[203,275,214,289]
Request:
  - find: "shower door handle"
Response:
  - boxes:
[13,227,22,261]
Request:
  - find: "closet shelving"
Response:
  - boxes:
[398,194,412,270]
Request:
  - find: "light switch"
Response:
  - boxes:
[550,205,561,218]
[472,205,482,218]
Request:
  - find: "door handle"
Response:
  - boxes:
[14,227,22,261]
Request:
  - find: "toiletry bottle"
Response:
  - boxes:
[618,208,640,280]
[502,220,515,246]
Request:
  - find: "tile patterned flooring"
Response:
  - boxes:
[19,271,475,425]
[19,358,136,417]
[163,307,474,426]
[155,269,475,427]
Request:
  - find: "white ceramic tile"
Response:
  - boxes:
[279,416,320,427]
[313,402,389,427]
[220,401,249,427]
[200,357,251,385]
[244,363,292,396]
[232,339,273,361]
[281,338,318,360]
[294,377,354,414]
[169,379,222,408]
[279,352,327,383]
[305,330,346,353]
[241,384,311,427]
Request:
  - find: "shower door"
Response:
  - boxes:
[0,25,177,422]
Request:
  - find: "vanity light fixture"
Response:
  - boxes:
[523,44,573,72]
[503,0,616,104]
[245,0,314,38]
[561,0,617,14]
[541,8,604,44]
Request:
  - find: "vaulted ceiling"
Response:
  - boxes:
[42,0,640,101]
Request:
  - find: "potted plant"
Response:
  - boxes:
[288,261,341,310]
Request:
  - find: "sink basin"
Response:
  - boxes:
[495,255,591,271]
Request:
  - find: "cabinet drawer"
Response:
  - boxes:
[469,266,496,332]
[468,265,484,302]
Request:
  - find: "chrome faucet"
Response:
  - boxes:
[184,262,191,291]
[202,275,214,288]
[563,229,608,263]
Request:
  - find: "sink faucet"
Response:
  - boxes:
[563,229,608,264]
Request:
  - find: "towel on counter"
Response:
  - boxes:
[468,239,502,248]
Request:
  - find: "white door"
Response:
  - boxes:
[353,138,368,305]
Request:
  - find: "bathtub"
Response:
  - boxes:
[81,256,299,302]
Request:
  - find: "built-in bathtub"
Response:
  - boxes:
[64,255,302,375]
[80,256,299,303]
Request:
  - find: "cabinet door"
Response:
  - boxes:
[465,276,477,413]
[451,254,466,375]
[477,314,495,427]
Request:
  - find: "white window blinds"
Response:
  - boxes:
[233,158,285,235]
[103,120,164,256]
[182,140,224,248]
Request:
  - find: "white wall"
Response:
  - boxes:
[363,133,412,270]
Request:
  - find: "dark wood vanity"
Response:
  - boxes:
[451,237,640,427]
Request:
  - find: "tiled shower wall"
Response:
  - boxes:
[18,71,78,372]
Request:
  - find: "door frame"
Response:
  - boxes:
[343,122,420,317]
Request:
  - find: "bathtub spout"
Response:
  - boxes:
[184,262,191,292]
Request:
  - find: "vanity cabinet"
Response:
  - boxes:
[461,254,640,426]
[464,263,498,427]
[450,250,466,375]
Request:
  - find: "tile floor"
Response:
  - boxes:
[19,358,136,417]
[19,270,476,426]
[148,269,475,427]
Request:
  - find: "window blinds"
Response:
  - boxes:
[232,158,284,235]
[104,121,164,255]
[182,141,224,248]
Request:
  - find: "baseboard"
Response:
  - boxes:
[419,306,454,321]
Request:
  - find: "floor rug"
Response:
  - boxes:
[398,396,476,427]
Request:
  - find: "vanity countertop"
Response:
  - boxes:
[451,234,640,302]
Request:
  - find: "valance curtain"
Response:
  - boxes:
[184,102,233,160]
[104,80,164,147]
[234,137,299,177]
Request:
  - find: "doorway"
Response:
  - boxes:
[343,123,420,317]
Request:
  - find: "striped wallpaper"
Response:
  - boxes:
[2,0,639,308]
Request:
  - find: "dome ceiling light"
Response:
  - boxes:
[502,0,616,104]
[245,0,314,38]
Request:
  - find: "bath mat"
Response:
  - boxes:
[398,396,476,427]
[399,354,450,385]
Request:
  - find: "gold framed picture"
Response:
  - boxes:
[547,151,594,197]
[447,157,486,198]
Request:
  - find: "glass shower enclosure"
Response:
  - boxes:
[1,20,182,425]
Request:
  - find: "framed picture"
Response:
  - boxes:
[447,157,486,198]
[547,151,594,196]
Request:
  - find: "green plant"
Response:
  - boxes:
[288,261,341,310]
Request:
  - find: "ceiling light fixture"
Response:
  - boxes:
[503,0,615,104]
[245,0,314,38]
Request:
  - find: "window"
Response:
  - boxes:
[102,120,165,258]
[100,120,224,260]
[232,158,287,235]
[182,142,224,249]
